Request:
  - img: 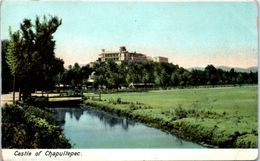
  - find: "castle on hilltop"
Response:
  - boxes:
[99,46,168,64]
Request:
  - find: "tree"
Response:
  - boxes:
[190,69,207,86]
[229,68,238,85]
[106,60,119,89]
[60,62,90,91]
[216,69,224,85]
[170,73,179,86]
[71,63,81,87]
[236,73,244,86]
[160,69,170,86]
[248,71,257,84]
[126,61,142,85]
[2,40,13,94]
[205,65,218,86]
[118,62,127,87]
[81,64,92,82]
[34,16,63,93]
[6,30,23,102]
[93,61,108,88]
[142,61,155,85]
[7,16,64,100]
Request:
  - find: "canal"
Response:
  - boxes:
[51,106,204,148]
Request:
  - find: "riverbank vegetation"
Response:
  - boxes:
[58,60,257,91]
[2,101,71,148]
[84,86,257,148]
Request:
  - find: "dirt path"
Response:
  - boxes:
[1,92,81,106]
[1,92,19,105]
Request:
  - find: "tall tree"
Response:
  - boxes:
[6,30,23,102]
[1,40,13,94]
[93,61,108,88]
[7,16,64,100]
[142,61,155,85]
[34,16,63,93]
[205,65,218,86]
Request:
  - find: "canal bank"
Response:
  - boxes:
[84,99,257,148]
[84,100,211,148]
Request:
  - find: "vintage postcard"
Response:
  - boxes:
[1,0,258,160]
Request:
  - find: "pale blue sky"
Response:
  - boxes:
[1,2,258,68]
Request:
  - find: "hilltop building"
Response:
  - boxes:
[153,56,168,63]
[99,46,169,64]
[99,46,147,64]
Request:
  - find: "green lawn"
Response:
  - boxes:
[102,86,257,117]
[85,86,258,148]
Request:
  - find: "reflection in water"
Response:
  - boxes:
[51,107,204,148]
[52,107,134,130]
[86,108,135,130]
[52,108,84,125]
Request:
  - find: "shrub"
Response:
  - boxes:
[129,103,138,110]
[234,134,258,148]
[174,105,187,119]
[173,105,220,120]
[24,96,49,107]
[2,104,71,148]
[116,98,122,104]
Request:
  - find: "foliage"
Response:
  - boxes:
[85,86,258,148]
[6,15,64,100]
[61,63,93,89]
[23,96,49,107]
[173,105,219,120]
[62,60,257,90]
[2,104,71,148]
[1,40,13,93]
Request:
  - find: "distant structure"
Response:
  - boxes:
[88,62,95,68]
[99,46,168,64]
[99,46,147,64]
[153,56,169,63]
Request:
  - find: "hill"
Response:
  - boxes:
[187,66,258,73]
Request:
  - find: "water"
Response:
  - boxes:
[51,107,204,148]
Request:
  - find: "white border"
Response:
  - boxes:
[1,0,259,161]
[1,149,259,160]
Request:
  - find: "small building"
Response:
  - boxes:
[88,62,95,68]
[129,82,155,88]
[128,52,147,62]
[153,56,169,63]
[146,56,153,61]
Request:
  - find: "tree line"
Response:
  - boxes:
[58,60,257,90]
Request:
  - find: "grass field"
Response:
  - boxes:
[102,86,257,117]
[84,86,258,148]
